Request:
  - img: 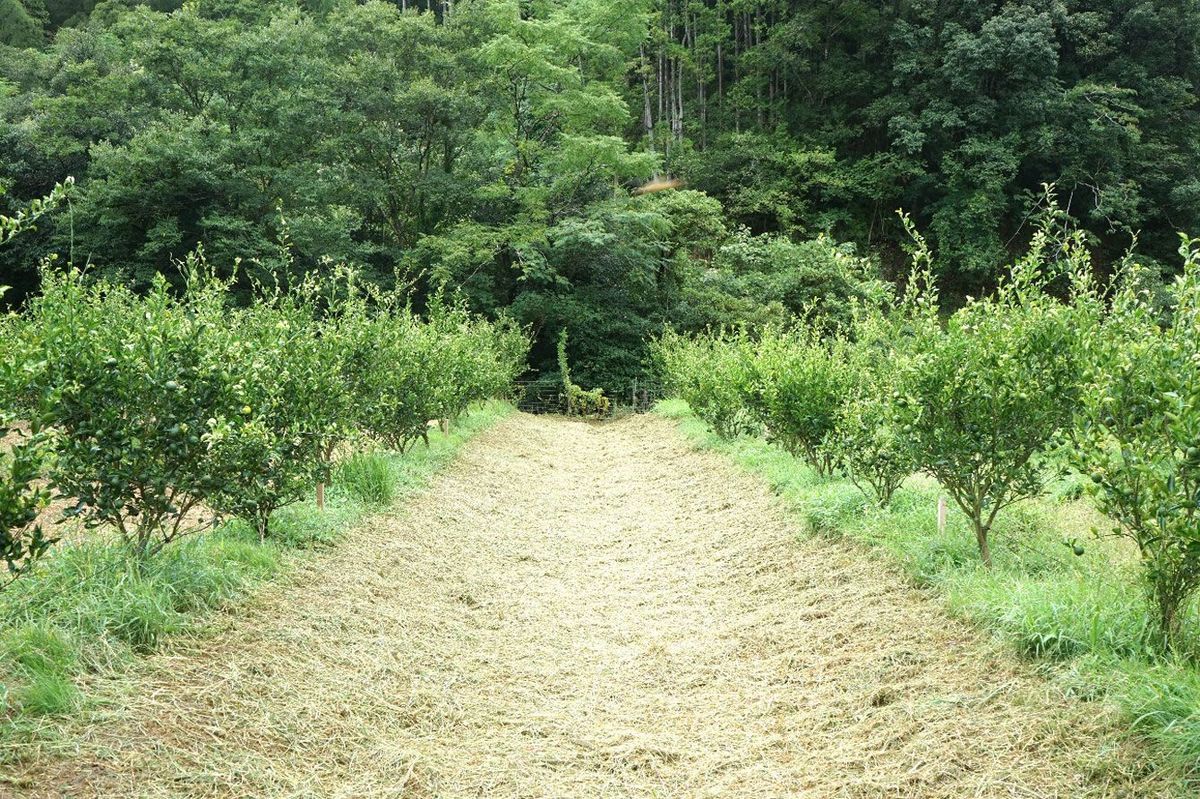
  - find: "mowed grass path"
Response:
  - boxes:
[5,414,1180,797]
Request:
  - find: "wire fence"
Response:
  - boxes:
[511,379,665,417]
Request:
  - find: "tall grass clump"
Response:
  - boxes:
[336,451,397,507]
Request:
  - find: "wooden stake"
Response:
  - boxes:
[937,496,947,536]
[316,482,325,511]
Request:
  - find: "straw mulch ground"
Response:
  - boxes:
[4,413,1176,798]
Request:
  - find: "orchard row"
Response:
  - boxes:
[0,260,528,576]
[654,222,1200,652]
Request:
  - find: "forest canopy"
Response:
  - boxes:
[2,0,1198,390]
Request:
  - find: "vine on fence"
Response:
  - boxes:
[558,330,610,418]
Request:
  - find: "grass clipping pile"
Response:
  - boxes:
[8,413,1177,797]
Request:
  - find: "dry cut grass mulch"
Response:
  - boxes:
[2,413,1179,798]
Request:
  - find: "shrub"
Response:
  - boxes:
[1,314,55,582]
[652,328,757,439]
[894,229,1093,567]
[684,227,888,332]
[1072,237,1200,651]
[750,327,854,477]
[422,301,480,426]
[206,280,350,540]
[22,265,235,558]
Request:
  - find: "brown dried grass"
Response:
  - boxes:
[2,414,1181,797]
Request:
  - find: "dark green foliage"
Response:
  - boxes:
[16,0,1188,384]
[0,422,54,582]
[0,0,43,48]
[650,1,1200,290]
[2,1,1199,305]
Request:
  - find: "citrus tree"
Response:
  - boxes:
[338,286,527,452]
[834,377,915,506]
[652,328,758,439]
[351,309,447,452]
[750,327,855,477]
[0,182,74,581]
[832,280,923,506]
[1073,237,1200,649]
[0,321,55,582]
[206,280,350,540]
[0,425,54,584]
[894,230,1094,566]
[22,265,235,558]
[482,316,532,402]
[425,300,528,424]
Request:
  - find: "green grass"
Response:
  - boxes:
[0,400,512,762]
[656,397,1200,784]
[336,450,398,507]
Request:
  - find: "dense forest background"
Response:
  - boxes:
[2,0,1198,391]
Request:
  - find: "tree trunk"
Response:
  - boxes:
[755,8,764,127]
[1153,572,1186,652]
[674,57,684,141]
[640,44,656,156]
[1160,596,1179,651]
[657,48,665,135]
[716,39,723,106]
[974,520,992,568]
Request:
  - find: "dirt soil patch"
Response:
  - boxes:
[3,413,1177,797]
